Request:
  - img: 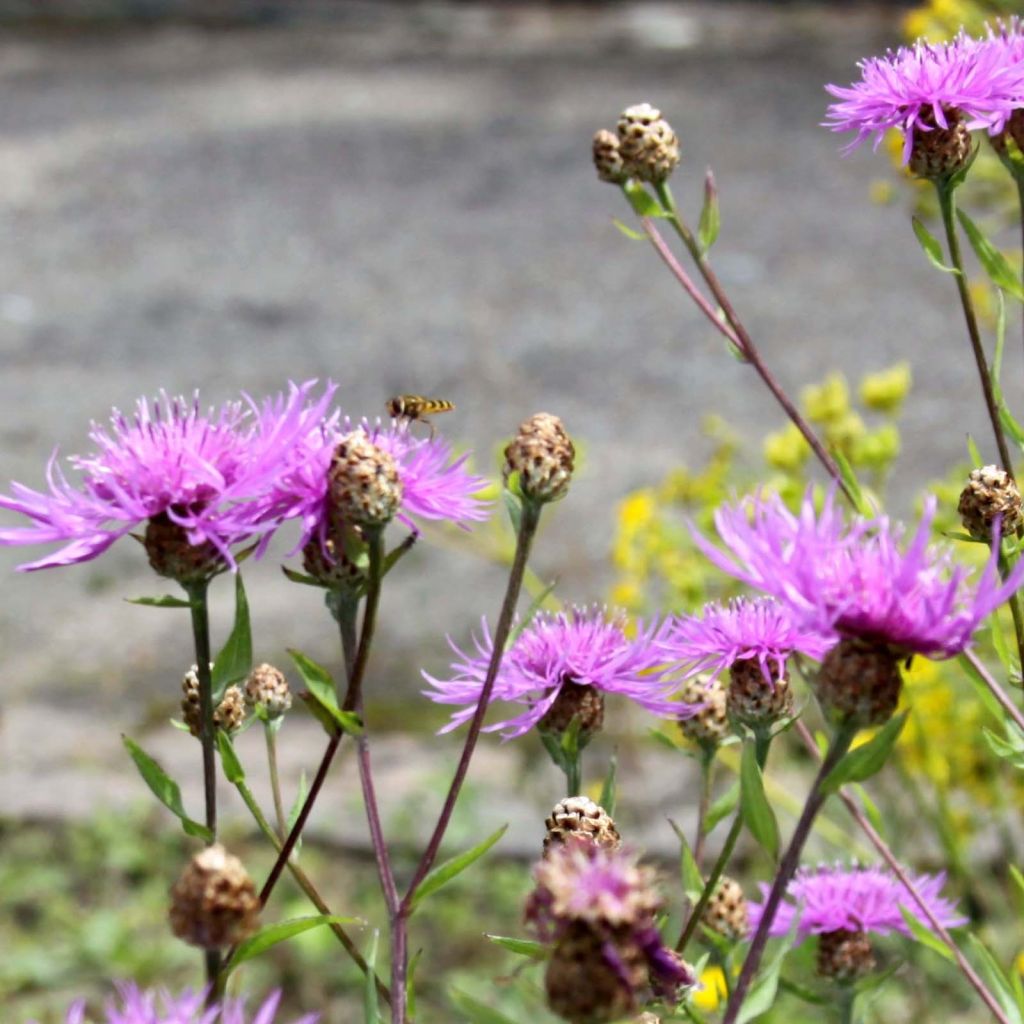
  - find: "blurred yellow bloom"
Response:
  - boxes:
[692,965,728,1012]
[861,363,912,414]
[802,373,850,425]
[763,422,810,471]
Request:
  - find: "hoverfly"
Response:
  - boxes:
[386,395,455,438]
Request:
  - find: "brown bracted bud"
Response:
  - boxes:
[816,929,877,983]
[677,674,729,750]
[181,666,247,737]
[168,844,260,949]
[144,511,225,583]
[958,465,1023,542]
[593,128,628,184]
[546,922,644,1024]
[617,103,680,184]
[544,796,621,854]
[727,658,794,730]
[504,412,575,503]
[539,683,604,742]
[327,432,402,528]
[245,662,292,720]
[814,638,902,729]
[700,875,750,941]
[908,107,972,180]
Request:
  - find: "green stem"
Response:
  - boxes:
[720,724,856,1024]
[184,578,222,995]
[564,755,582,798]
[838,987,856,1024]
[935,181,1016,478]
[998,551,1024,686]
[264,723,287,839]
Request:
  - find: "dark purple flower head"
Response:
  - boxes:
[662,596,836,685]
[39,985,316,1024]
[824,33,1024,161]
[693,488,1024,659]
[423,605,697,739]
[246,417,490,558]
[749,864,966,940]
[0,381,335,571]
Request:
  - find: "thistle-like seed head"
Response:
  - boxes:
[504,412,575,504]
[544,796,621,854]
[327,432,402,527]
[181,666,247,737]
[700,875,750,941]
[616,103,680,184]
[245,662,292,719]
[592,128,628,184]
[958,465,1022,542]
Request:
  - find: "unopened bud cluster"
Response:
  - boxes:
[168,844,260,949]
[592,104,680,186]
[676,675,729,750]
[504,413,575,504]
[958,465,1022,542]
[700,875,750,941]
[181,665,246,737]
[544,796,621,853]
[245,662,292,720]
[327,432,402,527]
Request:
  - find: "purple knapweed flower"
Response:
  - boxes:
[245,416,490,557]
[692,488,1024,659]
[423,605,697,739]
[38,984,316,1024]
[661,596,836,685]
[748,863,966,940]
[0,381,335,571]
[824,33,1024,161]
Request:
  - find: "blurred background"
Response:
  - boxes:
[3,0,1022,1020]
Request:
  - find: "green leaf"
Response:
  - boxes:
[211,573,252,701]
[740,742,779,861]
[967,434,985,469]
[507,577,558,649]
[611,217,647,242]
[1009,864,1024,904]
[599,754,618,818]
[281,565,327,588]
[698,169,721,254]
[736,934,790,1024]
[502,488,523,533]
[364,930,382,1024]
[958,652,1006,721]
[967,935,1024,1024]
[832,449,871,517]
[821,712,908,794]
[228,915,357,973]
[216,731,245,785]
[649,727,685,753]
[957,209,1024,302]
[125,594,195,608]
[705,781,740,834]
[122,736,212,842]
[448,990,520,1024]
[410,824,507,912]
[623,180,664,218]
[668,818,703,900]
[852,783,884,834]
[288,648,364,736]
[484,934,548,960]
[912,217,958,275]
[898,906,955,962]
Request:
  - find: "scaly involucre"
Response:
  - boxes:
[824,33,1024,160]
[748,864,966,939]
[662,595,836,684]
[45,984,317,1024]
[423,605,697,738]
[0,381,336,570]
[692,488,1024,659]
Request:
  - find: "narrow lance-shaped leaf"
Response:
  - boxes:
[740,742,779,862]
[599,753,618,818]
[821,712,908,794]
[212,572,252,701]
[957,209,1024,302]
[410,824,508,912]
[288,648,364,736]
[227,915,359,974]
[122,736,212,842]
[967,934,1024,1024]
[448,990,521,1024]
[217,731,245,785]
[668,818,703,899]
[125,594,195,608]
[364,930,382,1024]
[898,906,956,963]
[698,168,721,254]
[912,216,959,275]
[485,935,548,961]
[705,780,739,834]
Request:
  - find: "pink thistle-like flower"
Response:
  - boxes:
[423,605,697,739]
[661,596,836,685]
[692,489,1024,659]
[824,34,1024,161]
[39,984,316,1024]
[0,381,336,571]
[246,417,490,557]
[748,864,966,940]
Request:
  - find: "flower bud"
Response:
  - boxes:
[616,103,680,184]
[817,929,876,983]
[181,666,246,737]
[700,876,750,941]
[727,658,794,730]
[245,663,292,720]
[301,520,369,589]
[592,129,628,184]
[144,512,225,583]
[676,675,729,751]
[504,412,575,503]
[327,432,402,527]
[814,638,902,729]
[544,796,621,853]
[958,465,1022,542]
[168,844,260,949]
